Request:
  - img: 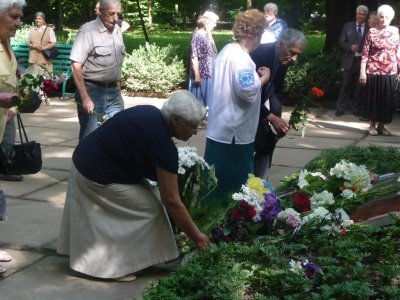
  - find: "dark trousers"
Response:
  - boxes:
[336,57,365,114]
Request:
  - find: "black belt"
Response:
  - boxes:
[84,79,118,88]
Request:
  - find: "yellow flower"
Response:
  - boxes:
[246,174,270,197]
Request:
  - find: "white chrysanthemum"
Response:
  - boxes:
[232,191,244,201]
[178,166,186,175]
[334,208,354,227]
[310,190,334,207]
[341,189,355,199]
[297,169,310,188]
[301,207,330,225]
[289,259,303,273]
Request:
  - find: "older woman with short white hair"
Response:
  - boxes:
[0,0,25,276]
[360,4,400,136]
[58,91,210,282]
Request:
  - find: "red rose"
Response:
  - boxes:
[238,200,256,219]
[311,87,324,98]
[293,191,311,212]
[42,79,59,94]
[232,209,245,220]
[246,205,256,219]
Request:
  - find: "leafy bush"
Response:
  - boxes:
[121,43,186,95]
[284,49,343,104]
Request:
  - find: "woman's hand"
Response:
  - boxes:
[195,75,201,85]
[257,67,270,86]
[359,74,367,86]
[193,232,211,251]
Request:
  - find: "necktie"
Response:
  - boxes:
[356,25,362,45]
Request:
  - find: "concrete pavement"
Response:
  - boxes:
[0,95,400,299]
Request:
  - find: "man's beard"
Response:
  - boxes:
[265,15,275,22]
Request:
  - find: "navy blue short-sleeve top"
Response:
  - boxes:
[73,105,178,184]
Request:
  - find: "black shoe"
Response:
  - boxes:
[0,174,23,181]
[335,111,344,116]
[359,117,369,121]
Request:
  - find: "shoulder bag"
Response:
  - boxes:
[0,114,42,175]
[41,27,59,60]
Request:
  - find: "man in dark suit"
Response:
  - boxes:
[250,28,307,181]
[335,5,369,117]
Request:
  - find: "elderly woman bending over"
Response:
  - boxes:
[57,91,210,282]
[204,9,270,200]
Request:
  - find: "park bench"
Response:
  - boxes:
[10,41,74,100]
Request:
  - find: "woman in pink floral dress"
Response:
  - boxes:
[359,4,400,136]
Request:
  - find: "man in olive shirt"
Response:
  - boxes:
[71,0,125,140]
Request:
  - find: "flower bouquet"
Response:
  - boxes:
[211,172,360,244]
[288,86,324,138]
[16,64,68,112]
[177,146,217,208]
[212,174,281,243]
[278,159,400,214]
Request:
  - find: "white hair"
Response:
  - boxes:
[161,91,206,124]
[264,3,278,15]
[0,0,25,15]
[99,0,121,10]
[356,5,369,15]
[203,11,219,23]
[377,4,395,20]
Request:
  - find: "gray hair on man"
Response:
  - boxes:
[357,5,369,14]
[161,91,206,124]
[99,0,121,10]
[279,28,307,48]
[264,3,278,15]
[0,0,25,15]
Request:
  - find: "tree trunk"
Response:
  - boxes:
[147,0,152,25]
[136,0,150,43]
[54,0,63,31]
[247,0,252,9]
[324,0,357,53]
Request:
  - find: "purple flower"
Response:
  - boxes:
[260,193,282,225]
[301,261,323,278]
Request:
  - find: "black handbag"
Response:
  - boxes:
[40,27,59,60]
[42,47,60,59]
[0,115,42,175]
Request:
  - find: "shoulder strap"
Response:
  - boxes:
[17,114,29,145]
[40,27,48,45]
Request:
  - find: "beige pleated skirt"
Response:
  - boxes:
[57,164,179,279]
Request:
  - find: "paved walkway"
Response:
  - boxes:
[0,96,400,299]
